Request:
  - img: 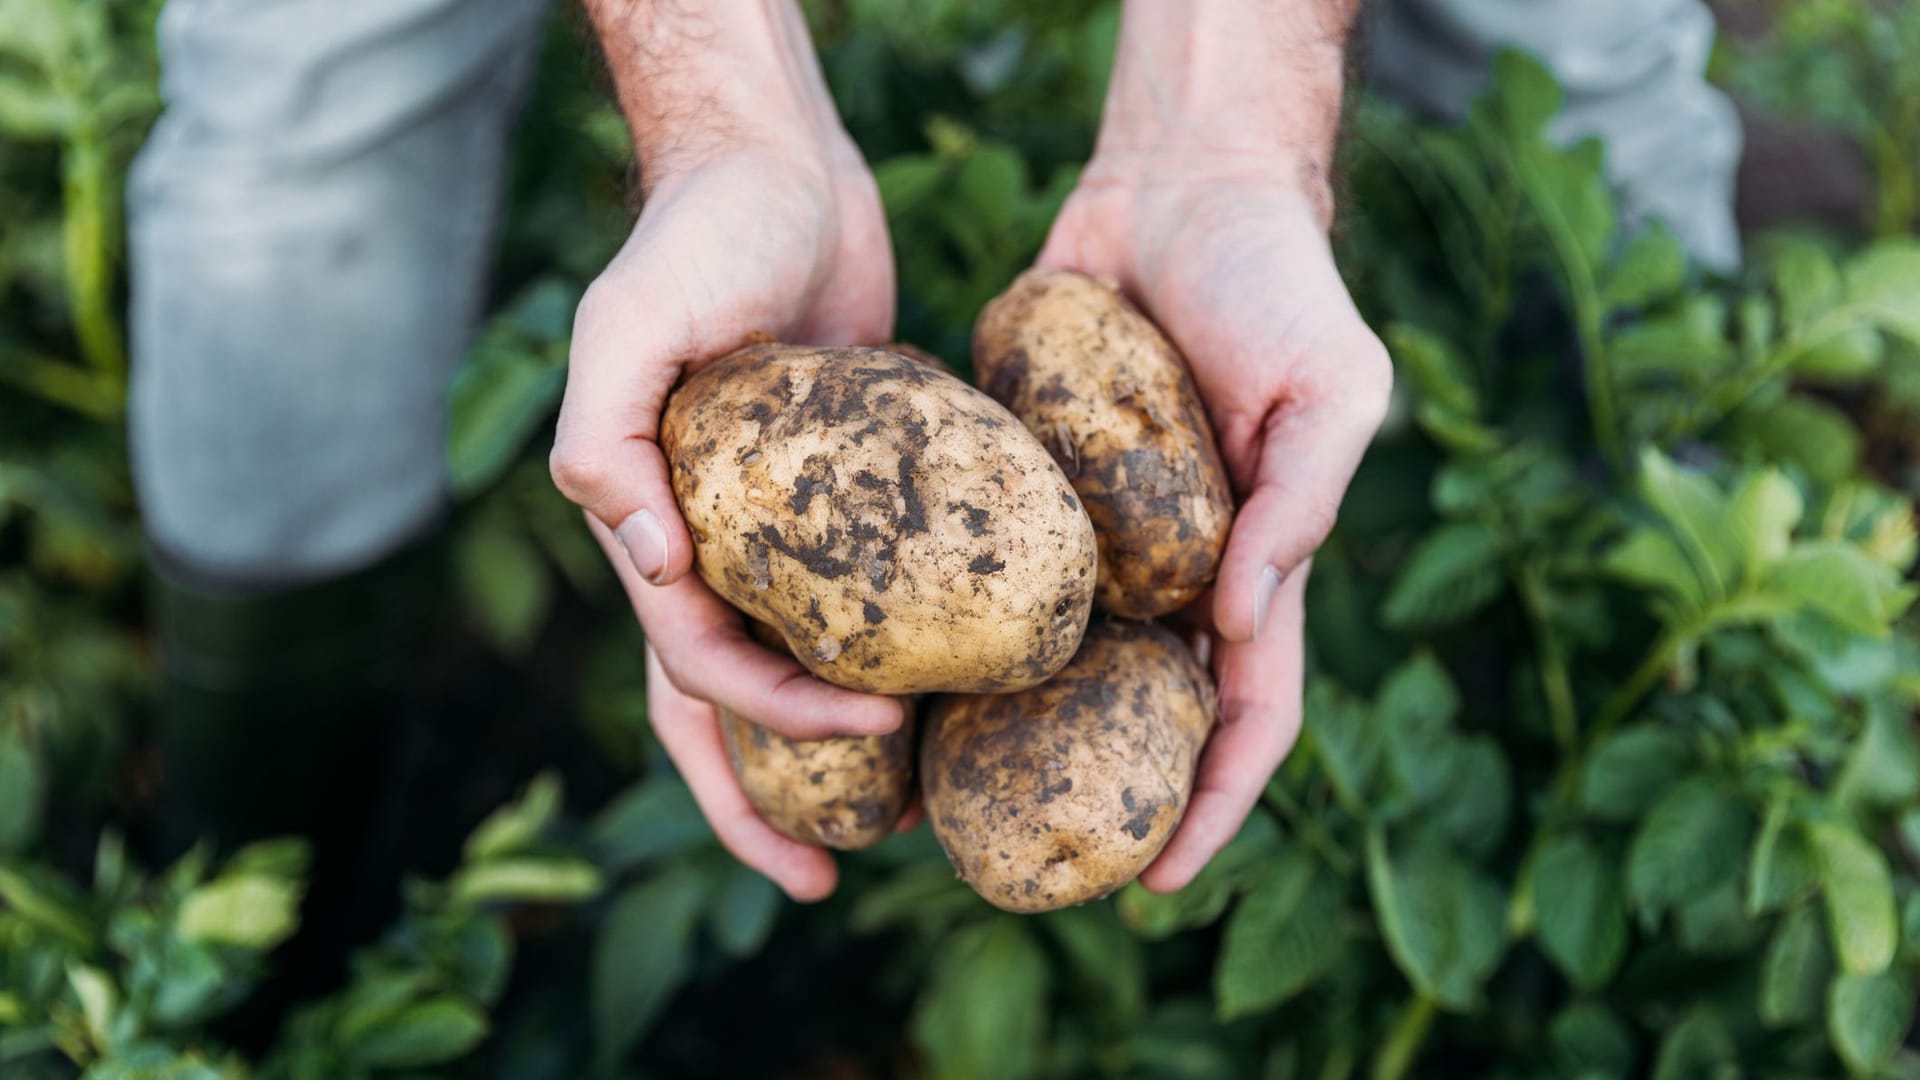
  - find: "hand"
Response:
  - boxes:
[1038,158,1391,892]
[555,1,902,900]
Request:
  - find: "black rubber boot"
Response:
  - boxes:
[147,535,444,1044]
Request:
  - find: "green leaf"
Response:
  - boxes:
[1550,1003,1635,1079]
[1385,323,1478,414]
[913,919,1049,1080]
[449,856,602,908]
[593,866,708,1066]
[1625,779,1751,927]
[591,776,713,871]
[446,338,565,498]
[1041,905,1146,1023]
[1580,726,1691,823]
[176,874,302,950]
[1365,829,1506,1011]
[1605,222,1687,311]
[1414,402,1504,454]
[1603,528,1708,613]
[0,724,42,854]
[1381,521,1506,630]
[1673,880,1763,955]
[1432,737,1511,859]
[957,143,1029,234]
[1530,836,1626,990]
[66,963,116,1052]
[1795,325,1884,380]
[1115,811,1281,939]
[345,996,490,1069]
[1760,905,1831,1027]
[852,861,989,933]
[1844,240,1920,348]
[1734,395,1863,486]
[1525,138,1618,269]
[0,74,77,138]
[1304,681,1383,813]
[1613,296,1736,379]
[1377,653,1463,806]
[1808,821,1897,976]
[876,156,947,217]
[464,773,563,862]
[1747,797,1819,915]
[150,942,224,1027]
[455,521,552,657]
[1637,449,1740,601]
[1650,1008,1736,1080]
[1726,469,1803,585]
[0,864,93,945]
[1768,540,1915,635]
[1772,611,1900,695]
[1214,853,1346,1019]
[337,971,434,1047]
[1828,971,1913,1076]
[1834,700,1920,810]
[1485,49,1563,140]
[1775,240,1843,331]
[708,864,781,959]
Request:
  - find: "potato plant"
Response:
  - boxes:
[4,2,1920,1078]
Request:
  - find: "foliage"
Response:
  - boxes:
[5,0,1920,1078]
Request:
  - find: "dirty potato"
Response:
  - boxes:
[719,619,917,850]
[662,342,1098,694]
[921,618,1216,913]
[973,268,1233,619]
[720,705,917,850]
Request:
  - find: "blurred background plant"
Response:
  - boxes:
[5,0,1920,1077]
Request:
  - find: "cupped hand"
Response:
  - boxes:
[551,142,903,901]
[1038,154,1392,892]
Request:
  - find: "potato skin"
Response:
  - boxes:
[662,343,1097,694]
[921,618,1216,913]
[973,268,1233,619]
[720,706,917,850]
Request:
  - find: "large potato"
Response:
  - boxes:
[662,342,1097,694]
[973,268,1233,619]
[721,707,917,850]
[921,618,1216,913]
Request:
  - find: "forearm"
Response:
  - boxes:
[1095,0,1361,219]
[582,0,852,187]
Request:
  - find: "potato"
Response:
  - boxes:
[921,618,1216,913]
[719,619,917,850]
[720,706,917,850]
[973,268,1233,619]
[662,342,1097,694]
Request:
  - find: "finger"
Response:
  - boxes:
[549,269,702,588]
[1140,565,1307,893]
[1210,337,1389,644]
[591,516,904,739]
[893,798,924,834]
[646,647,838,901]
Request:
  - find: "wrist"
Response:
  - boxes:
[585,0,854,190]
[1092,0,1356,214]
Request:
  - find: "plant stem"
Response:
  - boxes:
[1591,625,1688,745]
[1516,167,1621,472]
[1517,564,1578,754]
[63,129,127,380]
[1265,782,1357,877]
[1371,994,1437,1080]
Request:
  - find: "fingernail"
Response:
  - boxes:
[1190,631,1214,669]
[1252,565,1283,639]
[616,509,669,584]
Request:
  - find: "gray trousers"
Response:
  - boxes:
[128,0,1741,588]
